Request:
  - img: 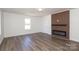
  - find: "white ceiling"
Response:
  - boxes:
[1,8,70,16]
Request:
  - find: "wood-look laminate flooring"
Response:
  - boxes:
[0,32,79,51]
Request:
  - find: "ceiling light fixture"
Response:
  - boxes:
[37,8,43,11]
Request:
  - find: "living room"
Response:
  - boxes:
[0,8,79,51]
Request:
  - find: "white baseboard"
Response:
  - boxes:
[70,38,79,42]
[4,32,42,38]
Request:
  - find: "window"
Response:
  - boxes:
[25,18,31,30]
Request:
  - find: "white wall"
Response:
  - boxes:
[0,10,2,44]
[3,12,51,37]
[0,11,4,44]
[70,9,79,42]
[4,12,43,37]
[41,15,51,35]
[0,11,1,35]
[1,11,4,40]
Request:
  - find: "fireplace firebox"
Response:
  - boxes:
[52,30,66,37]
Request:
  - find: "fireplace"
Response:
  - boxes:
[51,11,69,39]
[52,30,66,37]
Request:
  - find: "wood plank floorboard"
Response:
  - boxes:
[0,32,79,51]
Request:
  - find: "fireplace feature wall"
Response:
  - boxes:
[51,11,69,39]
